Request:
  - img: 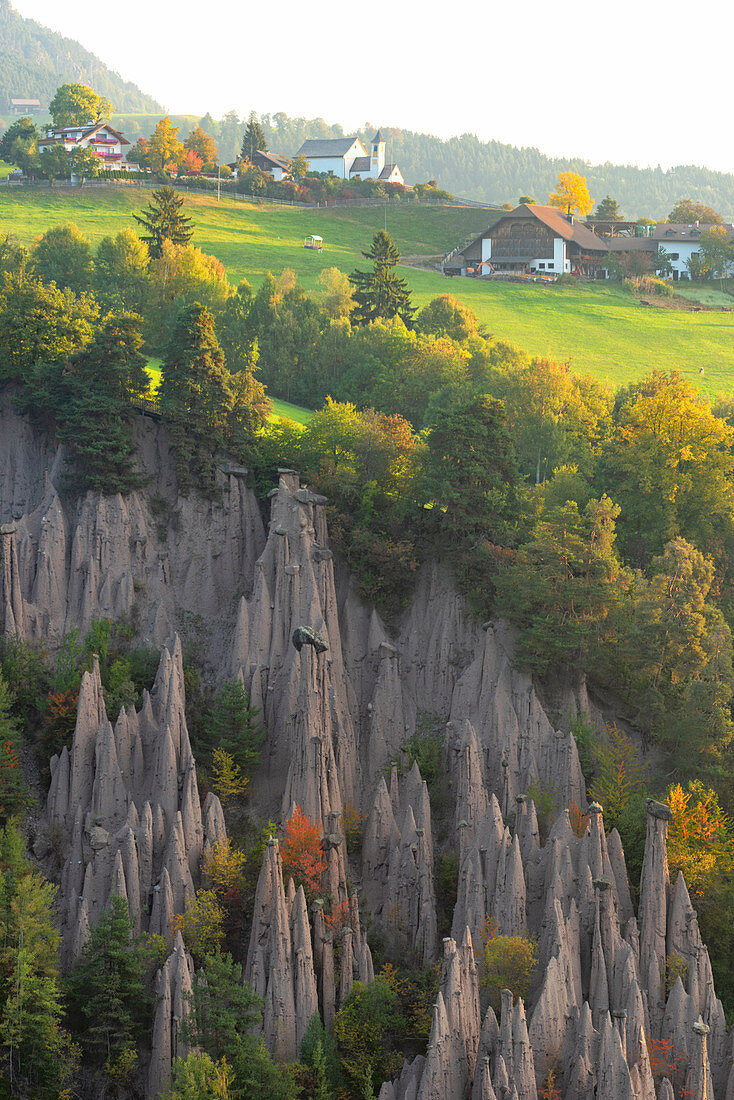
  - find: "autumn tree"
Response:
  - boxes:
[668,198,723,225]
[349,230,415,326]
[49,82,112,127]
[603,370,734,566]
[69,143,101,182]
[133,185,194,258]
[145,116,185,173]
[291,153,309,180]
[280,805,326,900]
[170,891,225,961]
[184,126,219,171]
[318,266,355,320]
[480,931,537,1012]
[548,171,593,217]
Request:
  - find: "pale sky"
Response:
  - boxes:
[12,0,734,174]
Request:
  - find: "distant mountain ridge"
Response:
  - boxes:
[0,0,161,121]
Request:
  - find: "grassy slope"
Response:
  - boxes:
[2,186,733,398]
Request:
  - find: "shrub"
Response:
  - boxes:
[480,929,537,1013]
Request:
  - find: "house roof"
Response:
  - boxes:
[462,204,607,256]
[296,137,364,158]
[521,204,608,250]
[255,150,291,170]
[42,123,129,146]
[653,223,734,242]
[379,164,401,180]
[349,156,371,175]
[10,98,40,106]
[605,237,657,252]
[372,129,385,144]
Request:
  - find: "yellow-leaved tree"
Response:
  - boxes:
[548,171,593,217]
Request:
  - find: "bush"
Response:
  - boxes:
[480,929,537,1012]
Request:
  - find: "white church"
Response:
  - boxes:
[295,130,404,185]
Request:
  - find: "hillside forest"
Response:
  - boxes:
[0,0,161,120]
[111,108,734,219]
[2,188,734,1097]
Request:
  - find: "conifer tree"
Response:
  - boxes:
[349,231,415,327]
[0,823,74,1093]
[159,302,233,493]
[240,112,268,161]
[133,185,194,258]
[26,312,149,494]
[65,894,148,1065]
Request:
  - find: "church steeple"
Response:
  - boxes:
[370,129,385,177]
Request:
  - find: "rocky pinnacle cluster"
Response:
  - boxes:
[1,399,729,1097]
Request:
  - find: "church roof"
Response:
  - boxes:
[296,137,364,158]
[372,129,385,144]
[349,156,371,175]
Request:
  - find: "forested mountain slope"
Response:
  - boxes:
[0,0,161,119]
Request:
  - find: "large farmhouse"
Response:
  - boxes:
[38,122,130,168]
[457,203,608,277]
[295,130,404,184]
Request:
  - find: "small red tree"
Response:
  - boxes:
[280,804,326,900]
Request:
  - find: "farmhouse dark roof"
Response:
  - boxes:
[349,156,371,175]
[522,204,608,250]
[297,137,361,158]
[604,237,657,252]
[378,164,399,180]
[256,150,291,170]
[462,203,607,256]
[652,223,734,242]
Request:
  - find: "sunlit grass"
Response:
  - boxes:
[3,185,734,398]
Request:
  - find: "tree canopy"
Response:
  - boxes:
[548,171,593,216]
[49,82,112,127]
[133,185,194,259]
[349,231,415,327]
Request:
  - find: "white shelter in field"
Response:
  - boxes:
[295,130,404,184]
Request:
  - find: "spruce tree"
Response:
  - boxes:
[133,185,194,259]
[240,112,268,161]
[159,302,233,494]
[65,895,148,1065]
[27,313,149,495]
[349,231,415,327]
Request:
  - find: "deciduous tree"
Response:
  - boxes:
[548,171,593,217]
[30,222,94,293]
[280,805,326,900]
[49,82,112,127]
[669,198,723,225]
[184,126,219,171]
[145,116,185,173]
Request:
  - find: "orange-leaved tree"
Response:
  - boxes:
[280,804,326,900]
[548,171,593,217]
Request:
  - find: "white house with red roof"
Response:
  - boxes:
[38,122,131,169]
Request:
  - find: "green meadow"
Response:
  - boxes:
[1,185,733,398]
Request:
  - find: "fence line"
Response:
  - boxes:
[0,174,499,210]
